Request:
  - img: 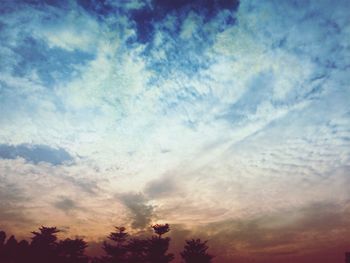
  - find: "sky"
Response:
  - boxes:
[0,0,350,262]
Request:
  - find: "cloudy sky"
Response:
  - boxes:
[0,0,349,262]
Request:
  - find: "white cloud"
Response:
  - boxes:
[0,0,349,244]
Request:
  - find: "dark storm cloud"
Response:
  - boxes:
[117,192,154,229]
[0,144,73,165]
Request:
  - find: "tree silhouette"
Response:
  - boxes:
[0,231,6,261]
[3,235,18,262]
[30,226,61,263]
[0,223,215,263]
[152,224,170,238]
[31,226,60,247]
[0,231,5,246]
[102,226,129,263]
[146,223,174,263]
[180,239,213,263]
[16,240,30,263]
[126,238,148,263]
[146,236,174,263]
[58,238,88,263]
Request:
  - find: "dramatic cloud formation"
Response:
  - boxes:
[0,0,349,262]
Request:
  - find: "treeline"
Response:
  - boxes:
[0,224,213,263]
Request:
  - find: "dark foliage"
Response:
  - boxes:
[152,224,170,238]
[30,226,61,263]
[102,226,128,263]
[0,226,88,263]
[126,238,149,262]
[181,239,214,263]
[58,238,89,263]
[0,223,213,263]
[100,223,173,263]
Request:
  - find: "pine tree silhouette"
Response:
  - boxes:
[180,239,213,263]
[146,224,174,263]
[102,226,129,263]
[0,223,215,263]
[126,238,148,263]
[58,238,88,263]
